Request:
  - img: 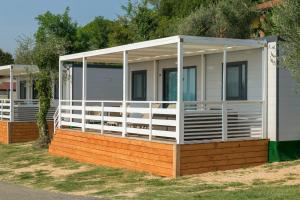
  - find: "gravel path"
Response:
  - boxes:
[0,182,104,200]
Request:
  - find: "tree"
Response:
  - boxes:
[177,0,258,39]
[271,0,300,83]
[76,17,112,51]
[35,7,77,53]
[0,49,14,65]
[34,36,69,148]
[34,8,74,148]
[15,36,35,64]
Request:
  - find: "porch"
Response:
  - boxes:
[0,65,57,122]
[0,65,56,144]
[56,35,267,145]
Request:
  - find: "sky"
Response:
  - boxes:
[0,0,128,55]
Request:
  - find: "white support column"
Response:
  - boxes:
[26,78,30,100]
[82,57,87,132]
[200,54,206,102]
[68,66,73,123]
[153,60,158,101]
[58,60,63,128]
[262,46,268,139]
[122,50,128,137]
[9,66,14,122]
[176,40,184,144]
[16,77,20,99]
[222,48,228,141]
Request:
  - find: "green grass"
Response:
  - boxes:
[0,143,300,199]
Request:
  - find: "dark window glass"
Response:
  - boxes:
[163,66,197,101]
[132,70,147,101]
[20,80,26,99]
[32,80,38,99]
[54,80,59,99]
[223,61,247,100]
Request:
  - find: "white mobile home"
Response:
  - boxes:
[0,64,122,144]
[50,35,300,177]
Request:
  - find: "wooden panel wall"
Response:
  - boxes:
[0,121,9,144]
[9,121,54,143]
[179,140,269,176]
[49,129,175,177]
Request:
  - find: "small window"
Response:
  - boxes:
[54,80,59,99]
[20,80,26,99]
[223,61,247,100]
[131,70,147,101]
[32,80,38,99]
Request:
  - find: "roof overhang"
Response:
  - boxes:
[0,65,39,76]
[60,35,266,64]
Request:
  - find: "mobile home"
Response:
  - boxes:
[49,35,300,177]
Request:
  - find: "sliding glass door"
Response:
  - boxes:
[163,66,196,101]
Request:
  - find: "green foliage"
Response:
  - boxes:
[34,71,53,148]
[14,36,35,64]
[271,0,300,83]
[0,49,14,65]
[76,17,112,50]
[35,7,77,53]
[33,9,72,148]
[178,0,258,39]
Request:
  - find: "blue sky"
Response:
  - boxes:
[0,0,128,55]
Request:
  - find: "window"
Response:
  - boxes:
[163,66,197,101]
[223,61,247,100]
[131,70,147,101]
[20,80,26,99]
[54,80,59,99]
[32,80,38,99]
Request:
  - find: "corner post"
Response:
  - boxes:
[9,65,14,122]
[176,38,184,144]
[82,57,87,132]
[122,50,128,137]
[222,48,227,141]
[58,60,63,128]
[262,45,268,139]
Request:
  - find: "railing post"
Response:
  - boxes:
[149,102,152,141]
[101,102,104,134]
[122,101,127,137]
[222,101,228,141]
[0,100,2,120]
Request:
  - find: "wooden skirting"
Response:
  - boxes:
[0,121,9,144]
[49,129,269,177]
[0,121,54,144]
[179,140,269,176]
[49,129,175,177]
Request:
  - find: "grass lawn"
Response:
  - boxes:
[0,143,300,199]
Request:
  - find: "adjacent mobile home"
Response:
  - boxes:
[0,64,56,143]
[0,64,122,144]
[49,35,300,177]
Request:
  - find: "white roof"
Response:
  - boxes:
[60,35,266,64]
[0,64,39,76]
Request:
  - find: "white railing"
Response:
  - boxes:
[184,100,264,143]
[57,100,264,144]
[59,100,178,141]
[0,99,11,120]
[53,107,59,133]
[14,99,39,107]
